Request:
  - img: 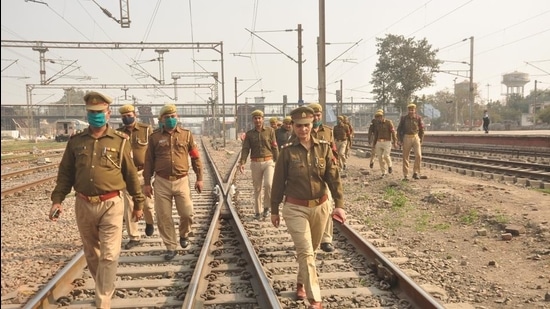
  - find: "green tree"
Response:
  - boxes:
[536,106,550,124]
[371,34,441,112]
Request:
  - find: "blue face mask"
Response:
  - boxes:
[122,116,135,125]
[313,120,323,128]
[164,117,177,129]
[87,112,107,128]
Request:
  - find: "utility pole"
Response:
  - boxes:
[454,77,458,132]
[318,0,327,121]
[468,36,474,130]
[297,24,304,104]
[234,77,238,139]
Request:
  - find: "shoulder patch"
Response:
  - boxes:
[114,130,129,139]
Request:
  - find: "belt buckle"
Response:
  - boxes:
[308,199,317,207]
[89,196,101,203]
[169,176,177,181]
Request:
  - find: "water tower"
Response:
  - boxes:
[502,71,530,97]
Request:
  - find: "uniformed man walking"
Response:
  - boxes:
[343,115,354,159]
[332,116,351,170]
[49,91,145,309]
[397,103,425,180]
[275,116,292,150]
[270,106,346,309]
[143,104,203,261]
[238,110,279,220]
[117,104,156,249]
[308,103,338,253]
[372,110,398,177]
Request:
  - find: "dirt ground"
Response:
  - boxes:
[342,153,550,308]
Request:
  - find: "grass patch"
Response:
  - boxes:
[383,187,407,209]
[353,194,370,202]
[415,213,430,231]
[460,209,479,225]
[533,188,550,194]
[433,222,451,230]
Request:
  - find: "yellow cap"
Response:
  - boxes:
[307,103,323,113]
[251,110,264,117]
[290,106,314,124]
[269,117,279,124]
[283,116,292,124]
[407,103,416,109]
[375,110,383,116]
[118,104,135,114]
[159,104,177,117]
[84,91,112,111]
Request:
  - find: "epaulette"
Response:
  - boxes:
[114,130,129,139]
[137,122,150,128]
[69,129,86,139]
[281,142,293,149]
[322,124,333,131]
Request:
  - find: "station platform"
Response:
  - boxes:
[423,130,550,148]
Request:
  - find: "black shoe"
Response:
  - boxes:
[254,213,261,220]
[320,242,334,252]
[369,162,374,169]
[124,240,140,250]
[388,166,392,174]
[164,250,177,261]
[262,208,270,218]
[402,177,409,181]
[145,223,154,236]
[180,237,189,248]
[412,173,420,180]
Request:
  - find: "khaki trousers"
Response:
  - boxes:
[122,170,155,240]
[250,160,274,214]
[153,176,194,250]
[283,200,330,302]
[402,134,422,177]
[75,194,123,309]
[321,189,333,243]
[335,140,348,168]
[374,141,392,174]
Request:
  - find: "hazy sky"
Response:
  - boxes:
[1,0,549,106]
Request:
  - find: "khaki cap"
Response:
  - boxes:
[375,110,384,116]
[290,106,314,124]
[282,116,292,124]
[119,104,135,114]
[269,117,279,124]
[407,103,417,109]
[307,103,323,113]
[159,104,177,117]
[251,110,264,117]
[337,115,344,121]
[84,91,112,111]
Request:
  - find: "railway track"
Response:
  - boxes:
[5,138,482,308]
[351,144,550,186]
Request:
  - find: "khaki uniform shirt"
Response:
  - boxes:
[239,126,279,164]
[271,137,343,214]
[397,114,425,142]
[51,126,145,210]
[332,123,350,141]
[373,119,397,143]
[143,126,203,185]
[117,122,152,169]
